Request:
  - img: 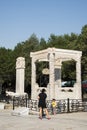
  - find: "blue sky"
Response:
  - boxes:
[0,0,87,49]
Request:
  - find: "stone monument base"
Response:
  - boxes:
[0,103,5,109]
[6,91,28,98]
[11,107,29,116]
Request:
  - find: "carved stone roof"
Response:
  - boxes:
[30,47,82,62]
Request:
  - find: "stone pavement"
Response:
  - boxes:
[0,109,87,130]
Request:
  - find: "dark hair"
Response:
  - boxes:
[41,89,46,93]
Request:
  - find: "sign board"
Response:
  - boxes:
[42,68,49,75]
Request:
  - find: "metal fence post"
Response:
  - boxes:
[25,97,27,107]
[67,98,70,113]
[13,96,15,110]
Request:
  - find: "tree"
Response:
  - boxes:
[39,38,47,50]
[21,34,40,93]
[80,25,87,44]
[77,25,87,80]
[1,25,87,94]
[0,47,15,91]
[62,60,76,81]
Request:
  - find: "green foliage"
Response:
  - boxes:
[0,47,15,90]
[1,25,87,92]
[39,38,47,50]
[62,60,76,80]
[21,34,40,88]
[81,25,87,44]
[47,34,67,49]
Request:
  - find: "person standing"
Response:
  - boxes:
[51,99,57,115]
[38,88,51,120]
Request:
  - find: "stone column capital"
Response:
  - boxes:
[16,57,25,69]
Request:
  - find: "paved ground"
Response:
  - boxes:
[0,109,87,130]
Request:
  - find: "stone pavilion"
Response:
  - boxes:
[30,48,82,100]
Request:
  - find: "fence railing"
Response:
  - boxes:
[11,97,87,113]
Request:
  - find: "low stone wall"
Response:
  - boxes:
[0,103,5,109]
[4,104,13,109]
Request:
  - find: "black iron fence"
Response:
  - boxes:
[11,97,87,113]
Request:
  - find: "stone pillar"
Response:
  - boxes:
[76,58,81,83]
[49,52,55,99]
[54,59,62,87]
[54,60,62,99]
[16,57,25,94]
[31,57,36,99]
[76,57,82,99]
